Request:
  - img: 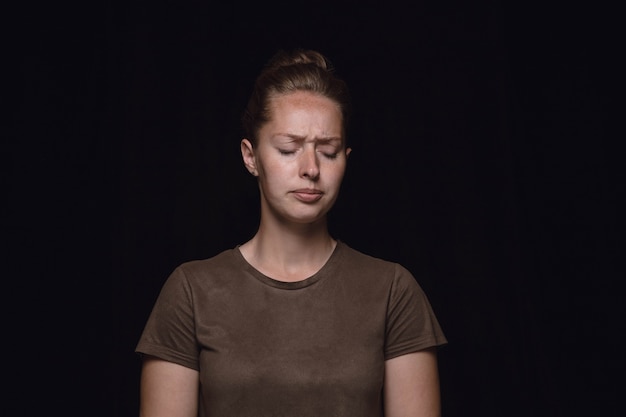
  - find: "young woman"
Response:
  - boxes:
[136,49,447,417]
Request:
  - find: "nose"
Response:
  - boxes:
[299,147,320,180]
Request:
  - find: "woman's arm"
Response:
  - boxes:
[384,348,441,417]
[139,356,199,417]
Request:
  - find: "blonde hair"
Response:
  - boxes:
[242,49,351,146]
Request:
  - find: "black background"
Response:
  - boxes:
[9,1,622,416]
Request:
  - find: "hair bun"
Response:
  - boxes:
[243,48,350,146]
[266,49,332,72]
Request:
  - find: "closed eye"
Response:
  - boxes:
[317,145,340,160]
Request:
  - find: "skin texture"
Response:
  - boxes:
[238,91,351,282]
[139,90,442,417]
[384,348,441,417]
[139,357,199,417]
[242,91,349,228]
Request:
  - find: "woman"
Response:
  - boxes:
[136,48,447,417]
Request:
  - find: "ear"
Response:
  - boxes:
[345,147,352,158]
[241,139,258,176]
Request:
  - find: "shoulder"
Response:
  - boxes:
[164,247,244,289]
[338,241,393,267]
[177,248,239,274]
[336,241,417,286]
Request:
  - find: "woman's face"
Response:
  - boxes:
[241,91,351,226]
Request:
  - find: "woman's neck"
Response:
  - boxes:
[239,219,336,282]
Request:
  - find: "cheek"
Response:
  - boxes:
[259,159,288,179]
[327,162,347,183]
[256,159,291,191]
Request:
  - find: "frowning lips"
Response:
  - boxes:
[291,188,324,203]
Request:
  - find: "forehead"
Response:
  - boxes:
[269,90,339,107]
[264,91,343,137]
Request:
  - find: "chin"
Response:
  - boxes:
[285,210,329,225]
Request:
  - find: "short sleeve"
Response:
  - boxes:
[135,266,200,370]
[384,264,447,360]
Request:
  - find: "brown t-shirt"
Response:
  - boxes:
[136,241,447,417]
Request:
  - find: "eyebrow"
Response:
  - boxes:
[273,133,342,144]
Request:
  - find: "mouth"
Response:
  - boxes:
[292,189,324,203]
